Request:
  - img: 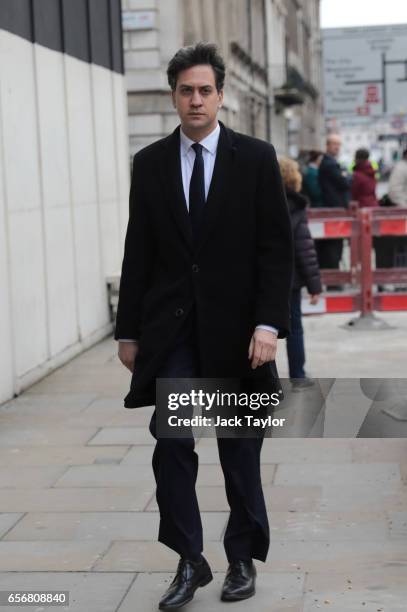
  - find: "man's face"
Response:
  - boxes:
[327,136,341,158]
[171,64,223,135]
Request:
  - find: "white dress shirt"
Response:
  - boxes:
[119,121,278,340]
[180,123,220,209]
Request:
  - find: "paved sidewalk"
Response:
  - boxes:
[0,312,406,611]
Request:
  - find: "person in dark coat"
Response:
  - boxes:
[317,134,350,281]
[302,150,324,207]
[279,157,322,389]
[351,148,379,208]
[115,43,293,609]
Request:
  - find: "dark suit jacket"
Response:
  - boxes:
[319,154,349,208]
[115,122,294,407]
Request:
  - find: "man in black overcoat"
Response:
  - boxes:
[317,134,350,279]
[115,42,293,609]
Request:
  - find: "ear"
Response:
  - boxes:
[218,89,224,108]
[171,90,176,109]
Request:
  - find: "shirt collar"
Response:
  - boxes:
[180,122,220,157]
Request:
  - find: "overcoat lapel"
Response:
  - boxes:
[195,123,236,253]
[159,127,193,250]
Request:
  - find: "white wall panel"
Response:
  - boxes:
[73,203,109,338]
[112,72,130,242]
[64,55,109,339]
[43,207,78,353]
[91,64,121,276]
[35,45,77,354]
[8,209,48,377]
[0,33,42,212]
[0,35,15,401]
[0,32,48,378]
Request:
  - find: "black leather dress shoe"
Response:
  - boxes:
[221,559,256,601]
[158,556,213,610]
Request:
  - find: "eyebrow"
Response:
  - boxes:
[178,84,214,89]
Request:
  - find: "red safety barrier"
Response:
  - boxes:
[303,205,407,319]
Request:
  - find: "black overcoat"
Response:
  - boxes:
[115,122,294,408]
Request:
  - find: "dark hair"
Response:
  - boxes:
[355,148,370,161]
[403,148,407,159]
[308,150,323,163]
[167,42,226,91]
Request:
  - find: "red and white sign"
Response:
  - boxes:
[365,85,380,104]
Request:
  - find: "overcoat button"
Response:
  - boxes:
[192,264,199,273]
[175,308,184,317]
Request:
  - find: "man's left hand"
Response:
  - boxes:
[248,329,278,369]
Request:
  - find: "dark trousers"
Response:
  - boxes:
[286,288,306,379]
[315,238,343,269]
[148,318,270,562]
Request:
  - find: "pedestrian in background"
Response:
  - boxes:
[302,150,324,207]
[317,135,350,288]
[388,149,407,207]
[279,157,322,389]
[351,148,379,208]
[387,148,407,271]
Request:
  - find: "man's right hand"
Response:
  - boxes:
[118,341,139,372]
[309,294,320,305]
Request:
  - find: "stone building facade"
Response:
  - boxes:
[122,0,323,158]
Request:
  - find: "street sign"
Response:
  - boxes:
[122,10,155,31]
[323,24,407,118]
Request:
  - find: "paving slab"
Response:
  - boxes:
[0,445,128,467]
[87,427,154,445]
[388,511,407,539]
[303,567,407,611]
[0,541,111,571]
[117,571,305,612]
[27,366,129,395]
[119,445,157,465]
[0,393,97,413]
[53,464,155,488]
[260,438,353,463]
[0,428,97,447]
[0,466,67,488]
[3,511,227,542]
[0,487,154,513]
[265,485,322,512]
[274,463,401,487]
[0,572,134,612]
[269,510,388,541]
[350,438,407,463]
[82,399,154,427]
[318,483,406,512]
[0,514,24,538]
[262,540,407,573]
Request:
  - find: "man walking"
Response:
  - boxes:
[115,42,293,609]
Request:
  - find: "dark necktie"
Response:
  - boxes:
[189,143,205,239]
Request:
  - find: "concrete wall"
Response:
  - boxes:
[0,1,129,403]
